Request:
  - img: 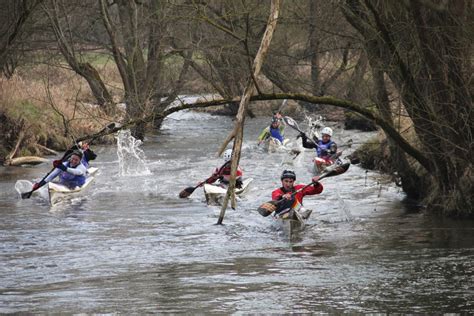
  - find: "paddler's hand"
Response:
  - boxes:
[53,160,67,171]
[32,180,46,191]
[282,193,292,200]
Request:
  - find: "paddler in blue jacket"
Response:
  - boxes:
[258,115,285,145]
[32,150,87,190]
[300,127,337,159]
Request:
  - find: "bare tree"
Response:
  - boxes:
[0,0,43,77]
[341,0,473,216]
[41,0,113,111]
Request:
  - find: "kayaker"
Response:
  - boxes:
[63,141,97,168]
[206,149,243,188]
[258,116,285,145]
[32,150,88,190]
[300,126,337,159]
[271,170,323,217]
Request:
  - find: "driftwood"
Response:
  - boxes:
[35,143,59,155]
[5,126,25,162]
[4,156,49,166]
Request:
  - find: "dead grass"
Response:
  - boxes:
[0,63,121,157]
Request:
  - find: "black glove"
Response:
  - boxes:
[299,132,306,139]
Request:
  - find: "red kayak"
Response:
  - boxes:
[313,151,342,175]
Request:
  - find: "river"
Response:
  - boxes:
[1,112,473,313]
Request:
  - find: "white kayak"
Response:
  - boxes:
[203,178,253,206]
[48,167,99,205]
[264,137,290,153]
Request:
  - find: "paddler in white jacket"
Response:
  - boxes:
[32,150,87,190]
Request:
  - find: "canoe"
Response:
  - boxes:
[203,178,253,206]
[272,201,312,237]
[48,167,99,205]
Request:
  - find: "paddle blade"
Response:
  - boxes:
[15,180,34,199]
[283,116,301,132]
[257,201,278,217]
[179,186,196,198]
[319,162,350,180]
[21,191,33,199]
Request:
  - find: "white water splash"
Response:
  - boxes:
[116,130,152,177]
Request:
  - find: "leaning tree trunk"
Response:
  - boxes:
[217,0,281,224]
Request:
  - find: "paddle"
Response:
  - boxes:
[284,116,360,165]
[20,123,116,199]
[284,116,322,147]
[257,162,350,217]
[179,161,230,198]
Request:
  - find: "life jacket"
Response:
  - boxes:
[316,140,335,158]
[271,183,323,209]
[269,126,284,143]
[219,165,243,183]
[59,162,86,188]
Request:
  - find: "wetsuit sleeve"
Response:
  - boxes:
[302,182,323,196]
[84,149,97,161]
[272,188,283,201]
[258,127,270,141]
[301,134,317,149]
[65,164,87,176]
[206,168,219,184]
[44,169,61,183]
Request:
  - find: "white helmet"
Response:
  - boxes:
[223,149,233,162]
[321,127,333,137]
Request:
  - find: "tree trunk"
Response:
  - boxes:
[341,0,473,216]
[217,0,281,224]
[45,0,113,110]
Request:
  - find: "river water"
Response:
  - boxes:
[1,112,473,313]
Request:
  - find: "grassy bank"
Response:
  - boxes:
[0,65,117,163]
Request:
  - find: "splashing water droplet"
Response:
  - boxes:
[116,130,152,176]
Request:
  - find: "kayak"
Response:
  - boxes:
[313,151,342,175]
[272,200,312,237]
[48,167,99,205]
[263,137,290,153]
[203,178,253,206]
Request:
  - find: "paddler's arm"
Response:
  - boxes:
[302,176,323,195]
[257,127,270,142]
[63,164,87,176]
[300,133,317,149]
[272,189,292,201]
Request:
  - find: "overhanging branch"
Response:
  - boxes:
[80,92,433,173]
